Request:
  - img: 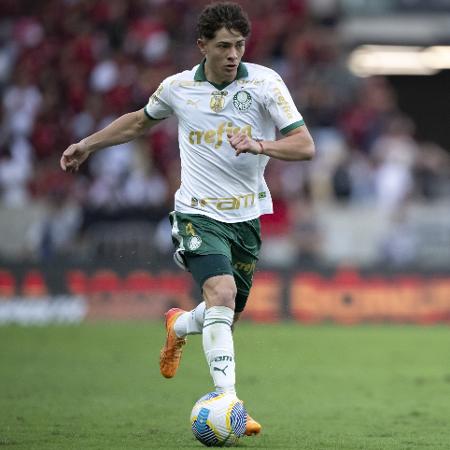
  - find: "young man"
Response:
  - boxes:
[60,2,314,436]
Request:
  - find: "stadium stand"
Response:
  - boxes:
[0,0,449,270]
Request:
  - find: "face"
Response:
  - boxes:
[198,27,246,83]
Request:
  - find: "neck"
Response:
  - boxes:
[204,61,234,85]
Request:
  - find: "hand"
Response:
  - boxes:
[60,140,91,172]
[227,132,262,156]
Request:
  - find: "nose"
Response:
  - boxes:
[228,47,238,61]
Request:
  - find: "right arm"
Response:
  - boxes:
[60,109,160,172]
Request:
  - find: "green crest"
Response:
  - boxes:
[187,235,202,251]
[232,90,252,111]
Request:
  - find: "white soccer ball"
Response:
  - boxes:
[190,392,247,447]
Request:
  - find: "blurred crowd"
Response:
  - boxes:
[0,0,449,266]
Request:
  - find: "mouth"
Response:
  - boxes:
[225,64,237,71]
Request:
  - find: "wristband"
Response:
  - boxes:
[257,140,265,155]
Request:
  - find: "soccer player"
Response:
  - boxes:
[60,1,314,436]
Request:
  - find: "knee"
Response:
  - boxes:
[203,276,237,310]
[210,284,237,309]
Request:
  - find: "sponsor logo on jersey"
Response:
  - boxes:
[149,84,164,105]
[188,122,252,149]
[232,90,252,111]
[237,79,264,86]
[209,91,228,112]
[199,193,255,211]
[273,86,294,119]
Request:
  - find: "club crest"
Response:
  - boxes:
[233,90,252,111]
[188,235,202,251]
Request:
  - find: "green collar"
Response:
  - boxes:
[194,59,248,90]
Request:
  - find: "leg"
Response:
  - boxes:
[172,275,250,339]
[173,301,206,337]
[160,303,206,379]
[160,253,234,379]
[162,212,261,434]
[174,303,241,337]
[201,274,237,395]
[166,212,243,339]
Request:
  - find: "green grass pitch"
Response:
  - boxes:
[1,322,449,449]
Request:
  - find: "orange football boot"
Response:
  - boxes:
[245,414,262,436]
[159,308,187,378]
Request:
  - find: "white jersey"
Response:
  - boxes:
[144,61,304,223]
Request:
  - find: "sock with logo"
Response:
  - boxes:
[173,302,206,337]
[202,305,236,396]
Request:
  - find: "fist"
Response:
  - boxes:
[227,132,261,156]
[60,141,91,172]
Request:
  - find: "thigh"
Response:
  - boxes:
[230,219,261,312]
[186,253,234,291]
[187,254,240,311]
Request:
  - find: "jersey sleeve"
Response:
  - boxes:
[144,77,174,120]
[264,73,304,135]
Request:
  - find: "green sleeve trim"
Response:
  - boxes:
[280,119,305,135]
[143,107,163,121]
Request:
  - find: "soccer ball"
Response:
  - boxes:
[190,392,247,447]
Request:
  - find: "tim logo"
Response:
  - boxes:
[213,356,233,362]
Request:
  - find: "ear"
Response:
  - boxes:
[197,38,207,56]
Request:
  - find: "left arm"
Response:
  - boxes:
[228,125,315,161]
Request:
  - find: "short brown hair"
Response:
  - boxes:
[197,2,251,40]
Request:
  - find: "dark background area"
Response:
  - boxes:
[389,71,450,149]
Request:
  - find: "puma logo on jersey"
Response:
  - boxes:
[187,99,200,108]
[188,122,252,149]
